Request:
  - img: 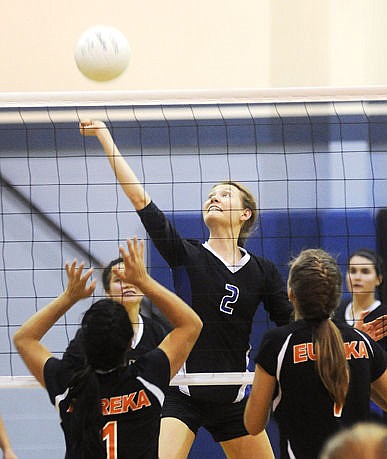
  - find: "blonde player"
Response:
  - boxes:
[79,120,293,459]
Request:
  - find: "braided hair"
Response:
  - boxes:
[288,249,349,412]
[68,299,133,459]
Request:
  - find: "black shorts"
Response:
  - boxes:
[161,388,249,442]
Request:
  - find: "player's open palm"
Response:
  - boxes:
[113,237,148,287]
[64,260,96,303]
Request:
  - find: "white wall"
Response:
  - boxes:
[1,1,387,92]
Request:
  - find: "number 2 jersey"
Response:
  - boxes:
[137,201,293,403]
[255,320,386,459]
[44,347,170,459]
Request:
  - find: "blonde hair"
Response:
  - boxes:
[289,248,349,411]
[319,422,387,459]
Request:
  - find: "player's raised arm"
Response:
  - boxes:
[113,237,202,378]
[80,120,151,211]
[13,261,96,387]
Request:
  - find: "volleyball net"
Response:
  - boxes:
[1,87,387,389]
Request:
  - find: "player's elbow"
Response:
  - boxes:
[13,328,24,351]
[13,330,31,359]
[244,415,263,436]
[187,316,203,346]
[243,402,266,436]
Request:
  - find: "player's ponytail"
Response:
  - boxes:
[289,249,349,412]
[68,299,133,458]
[68,366,106,459]
[314,320,349,412]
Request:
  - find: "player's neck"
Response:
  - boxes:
[351,294,377,313]
[207,236,242,265]
[126,304,141,334]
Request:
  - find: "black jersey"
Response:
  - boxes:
[62,314,166,368]
[255,320,386,459]
[44,347,170,459]
[138,201,292,403]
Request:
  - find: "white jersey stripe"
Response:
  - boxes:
[136,376,165,407]
[273,333,292,412]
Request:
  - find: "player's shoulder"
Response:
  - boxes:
[132,347,169,373]
[373,302,387,315]
[248,252,279,269]
[247,253,285,283]
[261,322,296,343]
[129,347,170,389]
[263,320,320,343]
[141,315,167,339]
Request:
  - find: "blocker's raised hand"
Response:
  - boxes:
[64,260,96,303]
[112,237,148,289]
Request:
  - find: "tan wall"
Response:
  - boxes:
[1,0,387,93]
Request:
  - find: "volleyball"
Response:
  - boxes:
[74,25,131,82]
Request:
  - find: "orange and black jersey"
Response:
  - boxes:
[44,347,170,459]
[138,201,293,403]
[255,320,386,459]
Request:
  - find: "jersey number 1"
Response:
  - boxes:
[102,421,117,459]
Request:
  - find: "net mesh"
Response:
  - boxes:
[1,88,387,387]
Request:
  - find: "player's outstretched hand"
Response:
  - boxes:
[64,260,96,304]
[354,311,387,342]
[368,314,387,341]
[113,237,148,288]
[79,119,107,137]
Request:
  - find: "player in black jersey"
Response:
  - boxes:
[244,248,387,459]
[13,237,202,459]
[63,256,166,369]
[335,249,387,350]
[79,120,293,459]
[335,249,387,423]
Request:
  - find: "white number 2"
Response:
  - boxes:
[219,283,239,315]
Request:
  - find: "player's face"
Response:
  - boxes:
[203,184,245,228]
[107,263,144,307]
[346,255,381,297]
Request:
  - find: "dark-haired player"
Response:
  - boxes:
[13,238,202,458]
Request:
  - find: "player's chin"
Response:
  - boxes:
[121,294,143,304]
[203,210,222,222]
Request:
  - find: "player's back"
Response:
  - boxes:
[256,320,386,458]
